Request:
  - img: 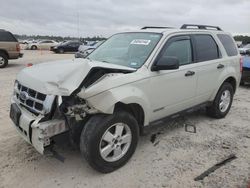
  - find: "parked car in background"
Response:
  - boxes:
[10,24,241,173]
[20,39,37,44]
[239,44,250,55]
[75,40,104,58]
[26,40,58,50]
[50,41,82,53]
[241,50,250,85]
[0,29,23,68]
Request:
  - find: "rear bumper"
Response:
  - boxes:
[9,53,23,59]
[10,97,68,154]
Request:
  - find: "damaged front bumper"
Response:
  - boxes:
[10,97,68,154]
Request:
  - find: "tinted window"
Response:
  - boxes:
[0,31,17,42]
[162,39,192,65]
[70,42,80,47]
[68,43,75,47]
[194,35,219,62]
[217,34,238,56]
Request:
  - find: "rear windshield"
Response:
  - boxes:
[217,34,238,56]
[0,31,17,42]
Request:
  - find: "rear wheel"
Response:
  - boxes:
[58,48,64,54]
[31,45,37,50]
[206,82,234,118]
[0,53,8,68]
[80,111,139,173]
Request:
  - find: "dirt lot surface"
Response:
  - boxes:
[0,50,250,188]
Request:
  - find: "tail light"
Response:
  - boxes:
[240,56,243,73]
[26,63,33,67]
[16,44,20,52]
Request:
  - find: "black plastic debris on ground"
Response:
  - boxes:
[150,134,157,143]
[194,154,237,181]
[153,141,160,147]
[150,132,162,144]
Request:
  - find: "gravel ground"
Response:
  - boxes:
[0,50,250,188]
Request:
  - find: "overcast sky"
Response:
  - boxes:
[1,0,249,37]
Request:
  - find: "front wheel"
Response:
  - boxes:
[206,82,234,118]
[80,111,139,173]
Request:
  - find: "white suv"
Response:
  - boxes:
[10,24,241,173]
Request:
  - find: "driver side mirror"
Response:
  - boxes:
[152,56,179,71]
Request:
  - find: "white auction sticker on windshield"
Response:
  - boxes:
[131,39,151,45]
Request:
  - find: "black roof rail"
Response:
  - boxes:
[180,24,222,31]
[141,26,174,30]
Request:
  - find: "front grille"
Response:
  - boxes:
[14,82,54,115]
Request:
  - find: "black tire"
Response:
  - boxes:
[80,111,139,173]
[0,52,8,68]
[58,48,64,54]
[206,82,234,119]
[31,45,37,50]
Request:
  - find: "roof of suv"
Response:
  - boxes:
[129,24,228,35]
[0,29,18,42]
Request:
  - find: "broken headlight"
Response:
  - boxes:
[59,96,98,121]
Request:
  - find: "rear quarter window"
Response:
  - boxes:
[217,34,238,56]
[0,31,17,42]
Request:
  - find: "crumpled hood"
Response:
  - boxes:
[17,58,135,96]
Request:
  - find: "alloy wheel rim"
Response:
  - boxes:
[99,123,132,162]
[0,56,4,65]
[219,90,231,113]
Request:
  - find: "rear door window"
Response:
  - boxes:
[217,34,238,56]
[0,31,17,42]
[70,42,80,47]
[194,34,220,62]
